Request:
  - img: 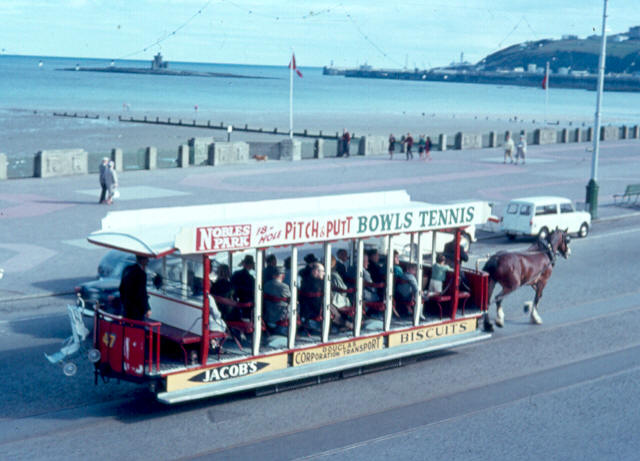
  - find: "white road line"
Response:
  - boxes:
[586,227,640,240]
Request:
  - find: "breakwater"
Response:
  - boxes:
[58,66,271,80]
[323,67,640,92]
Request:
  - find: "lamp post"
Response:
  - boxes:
[586,0,609,219]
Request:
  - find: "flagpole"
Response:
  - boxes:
[544,61,549,124]
[289,55,293,139]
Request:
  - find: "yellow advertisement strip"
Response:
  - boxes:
[388,318,477,348]
[166,353,288,393]
[293,336,384,367]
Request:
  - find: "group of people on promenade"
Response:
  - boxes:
[388,133,433,161]
[98,157,119,204]
[503,131,527,164]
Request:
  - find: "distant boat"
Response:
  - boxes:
[38,60,43,68]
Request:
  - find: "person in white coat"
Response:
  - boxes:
[516,133,527,165]
[104,161,118,204]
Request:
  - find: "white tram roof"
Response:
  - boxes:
[88,190,492,257]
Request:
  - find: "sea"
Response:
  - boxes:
[2,54,640,124]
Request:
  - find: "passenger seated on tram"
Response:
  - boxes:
[211,264,240,321]
[231,255,255,306]
[395,263,419,314]
[367,248,386,298]
[347,253,379,303]
[330,256,351,311]
[428,254,452,295]
[442,240,470,290]
[263,254,278,283]
[283,256,292,286]
[299,253,318,280]
[299,262,324,325]
[263,265,291,336]
[335,249,349,281]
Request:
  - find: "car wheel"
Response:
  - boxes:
[579,223,589,238]
[538,227,549,241]
[506,233,517,241]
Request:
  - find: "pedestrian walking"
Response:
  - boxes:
[341,129,351,157]
[399,134,406,153]
[98,157,109,203]
[104,161,118,205]
[504,133,515,164]
[424,136,432,161]
[417,134,426,159]
[516,132,527,164]
[388,133,396,160]
[404,133,414,160]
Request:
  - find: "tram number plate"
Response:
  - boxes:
[388,318,477,347]
[292,336,384,366]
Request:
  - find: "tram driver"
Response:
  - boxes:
[119,255,152,321]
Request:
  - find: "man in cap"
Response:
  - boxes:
[119,255,151,321]
[263,265,291,335]
[231,254,255,304]
[298,253,318,280]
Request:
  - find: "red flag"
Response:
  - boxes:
[541,69,549,89]
[289,53,303,78]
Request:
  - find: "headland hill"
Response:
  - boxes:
[58,53,272,79]
[324,26,640,92]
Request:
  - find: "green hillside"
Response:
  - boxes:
[480,30,640,74]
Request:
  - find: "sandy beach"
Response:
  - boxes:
[0,107,592,157]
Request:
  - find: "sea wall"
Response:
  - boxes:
[2,122,639,180]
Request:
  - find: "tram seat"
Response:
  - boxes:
[424,276,471,318]
[213,295,264,350]
[157,324,227,365]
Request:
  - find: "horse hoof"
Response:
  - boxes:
[523,301,533,314]
[495,317,504,328]
[483,322,494,332]
[531,312,543,325]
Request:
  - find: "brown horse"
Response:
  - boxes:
[481,229,571,331]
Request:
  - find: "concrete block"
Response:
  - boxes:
[438,134,447,152]
[189,137,215,166]
[358,136,386,156]
[278,139,301,161]
[455,132,482,150]
[0,153,7,180]
[145,147,157,170]
[574,128,582,143]
[489,131,497,148]
[633,125,640,139]
[314,139,324,159]
[621,126,629,140]
[534,128,558,145]
[561,128,569,143]
[111,148,123,172]
[178,144,189,168]
[586,127,593,142]
[600,125,618,141]
[209,142,250,165]
[35,149,88,178]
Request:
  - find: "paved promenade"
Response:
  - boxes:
[1,139,638,301]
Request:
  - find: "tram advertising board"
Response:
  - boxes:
[387,318,477,347]
[165,353,288,392]
[292,336,384,366]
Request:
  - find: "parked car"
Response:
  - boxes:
[75,250,164,315]
[501,196,590,240]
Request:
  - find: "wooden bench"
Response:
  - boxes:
[613,184,640,205]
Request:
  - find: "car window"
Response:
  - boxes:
[519,204,532,215]
[535,204,557,215]
[560,203,574,213]
[506,203,519,214]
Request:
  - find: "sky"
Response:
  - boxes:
[1,0,638,68]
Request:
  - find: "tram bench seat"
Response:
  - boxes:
[613,183,640,205]
[157,323,227,365]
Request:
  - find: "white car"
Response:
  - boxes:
[501,196,591,240]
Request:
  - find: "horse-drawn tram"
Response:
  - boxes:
[83,190,494,404]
